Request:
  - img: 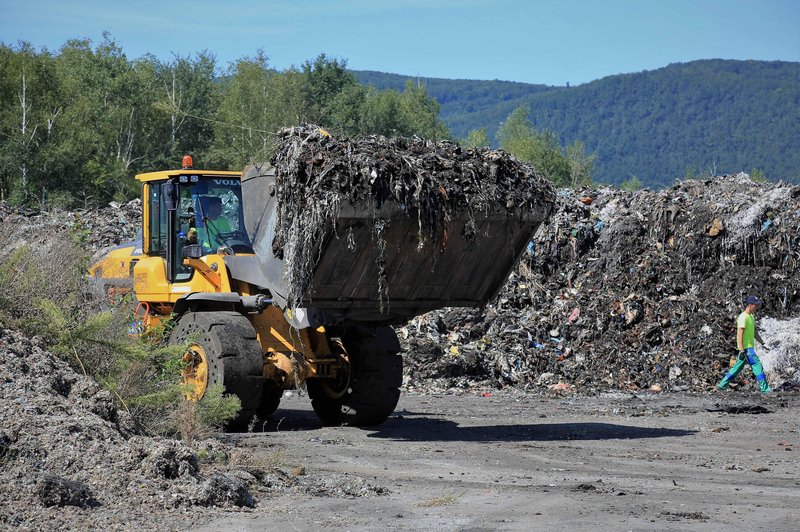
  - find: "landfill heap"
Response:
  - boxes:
[400,174,800,393]
[84,199,143,252]
[0,199,142,257]
[270,125,555,307]
[0,324,385,530]
[0,324,254,529]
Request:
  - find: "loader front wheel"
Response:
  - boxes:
[307,326,402,427]
[256,383,283,419]
[170,311,264,430]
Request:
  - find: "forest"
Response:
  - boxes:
[2,37,797,208]
[0,37,449,208]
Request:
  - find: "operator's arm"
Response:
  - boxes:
[737,327,745,351]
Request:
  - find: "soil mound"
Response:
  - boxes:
[0,326,249,529]
[0,325,384,529]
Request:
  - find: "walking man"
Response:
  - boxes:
[717,295,771,393]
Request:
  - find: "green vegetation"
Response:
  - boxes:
[0,38,448,208]
[3,36,795,204]
[354,60,800,187]
[463,128,490,149]
[620,175,644,191]
[171,385,241,444]
[749,168,768,183]
[0,223,239,441]
[496,107,594,187]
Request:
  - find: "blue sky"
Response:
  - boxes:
[1,0,798,85]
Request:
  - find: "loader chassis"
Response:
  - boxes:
[89,166,403,427]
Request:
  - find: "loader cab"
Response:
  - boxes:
[139,166,251,283]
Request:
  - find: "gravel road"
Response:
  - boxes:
[199,390,800,531]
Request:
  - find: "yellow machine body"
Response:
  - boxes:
[88,166,333,394]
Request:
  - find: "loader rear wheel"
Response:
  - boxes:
[307,326,402,427]
[170,311,264,430]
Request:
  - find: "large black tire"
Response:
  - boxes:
[307,326,403,427]
[169,311,264,430]
[256,383,283,419]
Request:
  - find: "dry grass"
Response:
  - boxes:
[231,447,293,471]
[415,491,465,508]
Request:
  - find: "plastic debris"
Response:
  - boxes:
[400,173,800,393]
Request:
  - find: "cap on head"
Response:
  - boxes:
[745,295,763,306]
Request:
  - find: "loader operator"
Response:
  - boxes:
[187,195,232,253]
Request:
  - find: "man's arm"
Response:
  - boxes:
[754,328,767,347]
[737,327,745,351]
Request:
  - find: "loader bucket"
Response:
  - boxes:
[242,163,552,325]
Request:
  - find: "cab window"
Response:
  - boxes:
[188,179,252,255]
[147,183,166,255]
[148,181,193,282]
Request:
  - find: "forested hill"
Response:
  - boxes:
[354,60,800,186]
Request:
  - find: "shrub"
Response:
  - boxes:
[620,175,644,191]
[0,220,241,441]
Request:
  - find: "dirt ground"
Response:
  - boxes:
[198,389,800,531]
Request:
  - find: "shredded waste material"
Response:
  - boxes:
[0,325,384,530]
[0,199,142,264]
[400,174,800,393]
[269,125,555,308]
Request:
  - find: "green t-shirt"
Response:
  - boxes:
[736,311,755,349]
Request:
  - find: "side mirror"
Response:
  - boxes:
[162,182,179,211]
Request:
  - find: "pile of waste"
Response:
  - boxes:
[83,199,143,252]
[0,324,247,529]
[0,199,141,258]
[400,174,800,393]
[270,125,555,307]
[0,324,384,529]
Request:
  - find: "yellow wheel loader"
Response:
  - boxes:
[89,156,551,427]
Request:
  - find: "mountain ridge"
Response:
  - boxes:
[353,59,800,186]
